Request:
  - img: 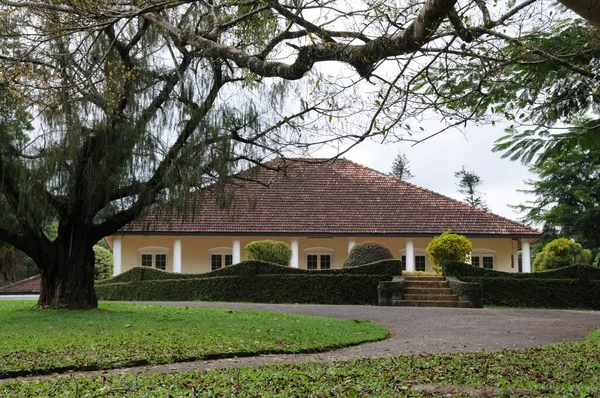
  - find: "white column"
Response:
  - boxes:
[290,238,299,268]
[112,236,122,276]
[232,237,241,264]
[348,238,356,253]
[405,238,415,272]
[521,239,531,273]
[173,238,182,273]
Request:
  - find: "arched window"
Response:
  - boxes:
[304,247,335,270]
[399,248,429,272]
[138,246,170,270]
[209,247,233,271]
[471,249,496,270]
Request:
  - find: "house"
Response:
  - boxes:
[113,158,541,276]
[0,275,41,295]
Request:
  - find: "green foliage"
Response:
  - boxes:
[429,20,600,130]
[444,261,600,309]
[93,245,113,281]
[97,259,402,285]
[454,166,487,209]
[245,240,292,266]
[0,301,387,377]
[97,274,391,305]
[390,150,414,180]
[460,277,600,309]
[344,242,393,268]
[506,137,600,250]
[533,238,592,271]
[4,330,600,396]
[96,259,399,304]
[426,231,472,274]
[444,261,600,280]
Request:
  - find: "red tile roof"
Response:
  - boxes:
[121,158,541,237]
[0,274,40,294]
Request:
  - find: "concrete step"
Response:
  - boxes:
[403,275,445,281]
[404,294,459,301]
[405,287,454,295]
[404,280,449,289]
[393,300,470,308]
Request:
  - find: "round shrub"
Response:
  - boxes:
[94,245,114,281]
[344,242,393,268]
[245,240,292,266]
[426,230,472,274]
[533,238,592,271]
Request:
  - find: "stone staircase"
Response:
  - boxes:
[394,275,471,308]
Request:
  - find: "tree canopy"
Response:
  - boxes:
[533,238,592,271]
[0,0,596,308]
[511,130,600,250]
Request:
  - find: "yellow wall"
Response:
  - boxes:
[119,235,520,274]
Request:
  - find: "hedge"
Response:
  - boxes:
[97,259,403,285]
[443,261,600,280]
[460,277,600,309]
[96,259,401,304]
[442,262,600,309]
[446,277,483,308]
[96,274,392,305]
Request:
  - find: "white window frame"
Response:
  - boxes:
[209,247,233,270]
[138,246,170,270]
[471,249,496,270]
[399,248,430,272]
[304,247,335,270]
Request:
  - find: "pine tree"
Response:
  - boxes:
[455,166,488,210]
[390,151,415,180]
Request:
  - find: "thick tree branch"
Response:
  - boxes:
[142,0,458,79]
[559,0,600,28]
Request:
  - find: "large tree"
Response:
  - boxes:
[502,121,600,250]
[0,0,594,308]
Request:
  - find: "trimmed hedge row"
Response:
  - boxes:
[461,277,600,309]
[443,261,600,280]
[97,259,403,285]
[96,274,392,305]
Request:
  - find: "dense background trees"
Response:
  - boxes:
[497,122,600,255]
[0,0,596,308]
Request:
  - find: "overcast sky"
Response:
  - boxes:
[316,122,536,222]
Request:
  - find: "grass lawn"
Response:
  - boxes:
[2,331,599,397]
[0,301,387,376]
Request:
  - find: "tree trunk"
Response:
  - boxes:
[37,232,98,310]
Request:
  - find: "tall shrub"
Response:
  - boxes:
[344,242,393,268]
[426,230,472,274]
[245,240,292,266]
[94,245,114,281]
[533,238,592,271]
